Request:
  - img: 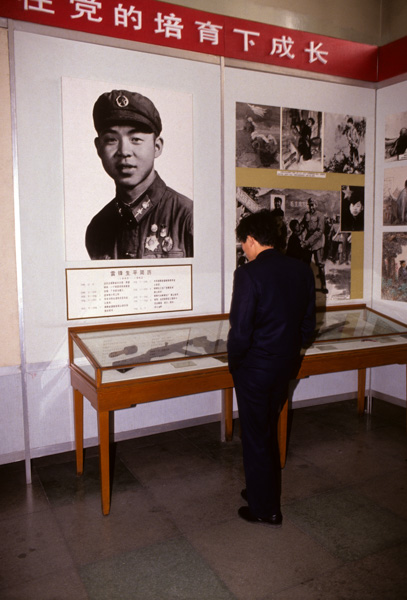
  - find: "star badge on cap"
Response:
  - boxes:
[116,94,129,108]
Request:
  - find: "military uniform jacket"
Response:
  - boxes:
[301,210,325,251]
[85,173,193,259]
[227,248,316,373]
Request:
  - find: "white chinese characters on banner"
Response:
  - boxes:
[21,1,329,63]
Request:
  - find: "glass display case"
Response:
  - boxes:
[68,305,407,515]
[69,305,407,384]
[70,315,230,384]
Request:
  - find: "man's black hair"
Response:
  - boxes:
[236,210,287,250]
[348,187,364,206]
[289,218,299,232]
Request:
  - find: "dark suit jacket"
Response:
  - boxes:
[227,248,316,373]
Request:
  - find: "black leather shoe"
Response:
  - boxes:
[241,488,248,502]
[238,506,282,527]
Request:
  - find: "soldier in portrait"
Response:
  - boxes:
[86,89,193,260]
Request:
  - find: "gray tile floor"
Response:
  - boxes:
[1,399,407,599]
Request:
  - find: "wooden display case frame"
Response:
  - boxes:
[68,304,407,515]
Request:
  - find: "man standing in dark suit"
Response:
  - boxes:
[227,210,316,526]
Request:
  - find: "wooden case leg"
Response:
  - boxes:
[358,368,366,415]
[278,400,288,468]
[222,388,234,442]
[98,410,111,516]
[73,389,84,475]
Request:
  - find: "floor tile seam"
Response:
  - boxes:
[275,516,348,566]
[283,479,397,510]
[333,468,406,490]
[45,500,108,574]
[338,480,407,524]
[31,463,59,508]
[116,437,232,466]
[289,412,397,434]
[117,455,245,488]
[174,513,240,539]
[180,533,242,600]
[281,481,348,507]
[0,502,53,522]
[283,454,349,491]
[352,464,407,490]
[344,424,407,444]
[32,453,82,469]
[286,445,406,480]
[0,502,59,528]
[255,561,348,600]
[176,435,241,462]
[282,486,407,555]
[328,537,407,574]
[286,444,405,466]
[75,530,194,571]
[116,433,202,455]
[139,484,245,531]
[286,431,351,449]
[258,545,406,600]
[118,449,231,474]
[284,449,345,477]
[77,533,240,600]
[0,565,87,594]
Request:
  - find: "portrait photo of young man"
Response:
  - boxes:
[87,89,193,260]
[62,79,194,261]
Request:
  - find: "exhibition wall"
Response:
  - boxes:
[0,8,406,467]
[371,78,407,400]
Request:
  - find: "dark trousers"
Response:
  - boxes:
[232,360,294,518]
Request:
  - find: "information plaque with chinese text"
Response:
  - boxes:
[66,265,192,319]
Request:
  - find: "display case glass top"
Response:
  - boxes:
[70,316,230,384]
[305,307,407,356]
[68,307,407,385]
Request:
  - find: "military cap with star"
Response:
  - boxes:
[93,90,162,136]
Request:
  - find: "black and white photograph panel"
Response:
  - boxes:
[383,166,407,225]
[62,77,194,261]
[235,186,350,301]
[324,113,366,174]
[340,185,364,232]
[382,232,407,302]
[235,102,280,169]
[283,188,349,301]
[385,110,407,162]
[281,108,323,172]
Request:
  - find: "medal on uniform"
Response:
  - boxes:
[145,224,160,251]
[162,236,173,252]
[159,225,173,252]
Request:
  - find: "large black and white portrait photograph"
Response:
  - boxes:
[385,111,407,162]
[235,102,280,169]
[324,113,366,174]
[382,232,407,302]
[383,166,407,225]
[281,108,323,171]
[62,77,194,261]
[236,186,351,301]
[340,185,364,231]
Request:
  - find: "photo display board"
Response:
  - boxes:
[224,67,375,308]
[13,30,221,362]
[375,80,407,315]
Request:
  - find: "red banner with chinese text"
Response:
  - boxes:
[0,0,388,82]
